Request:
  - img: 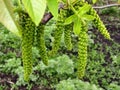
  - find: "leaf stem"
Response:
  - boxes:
[70,4,77,15]
[70,5,82,21]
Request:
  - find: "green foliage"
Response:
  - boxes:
[15,66,38,86]
[22,0,46,26]
[85,34,120,89]
[101,7,120,18]
[0,25,21,62]
[0,85,7,90]
[86,0,98,4]
[73,18,82,35]
[38,55,74,75]
[108,83,120,90]
[0,0,20,36]
[65,2,94,35]
[47,0,58,20]
[32,54,74,83]
[0,58,21,74]
[92,0,97,4]
[30,55,74,87]
[55,79,103,90]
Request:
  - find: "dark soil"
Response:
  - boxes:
[0,73,52,90]
[0,73,17,90]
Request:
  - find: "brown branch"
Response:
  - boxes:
[41,12,53,24]
[41,3,64,24]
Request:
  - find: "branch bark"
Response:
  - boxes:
[41,12,53,24]
[41,2,64,24]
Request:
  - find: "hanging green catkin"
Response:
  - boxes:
[19,12,35,81]
[63,9,73,50]
[64,24,73,50]
[74,0,85,9]
[77,23,88,79]
[72,1,88,78]
[89,7,111,40]
[36,24,48,65]
[49,9,66,56]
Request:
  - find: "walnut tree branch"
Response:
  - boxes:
[41,12,53,24]
[41,3,120,24]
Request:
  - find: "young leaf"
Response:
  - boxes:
[78,4,91,16]
[0,0,20,37]
[92,0,97,4]
[82,15,95,21]
[47,0,58,20]
[73,19,82,35]
[64,15,76,25]
[22,0,46,26]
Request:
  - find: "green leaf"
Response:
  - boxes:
[73,18,82,35]
[92,0,97,4]
[22,0,46,26]
[64,15,76,25]
[0,0,20,37]
[47,0,58,20]
[82,15,95,21]
[78,4,91,16]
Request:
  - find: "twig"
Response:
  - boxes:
[41,12,53,24]
[7,80,14,84]
[93,4,120,9]
[41,3,64,24]
[0,79,14,84]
